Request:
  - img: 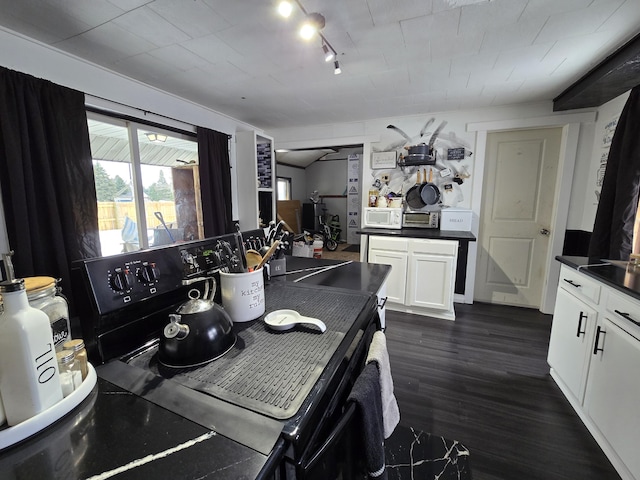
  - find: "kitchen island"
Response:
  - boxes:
[0,256,391,480]
[358,227,476,320]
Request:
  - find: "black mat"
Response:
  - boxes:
[343,244,360,252]
[130,282,371,420]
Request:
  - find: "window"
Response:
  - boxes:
[277,177,291,201]
[88,113,202,256]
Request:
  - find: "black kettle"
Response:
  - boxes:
[158,278,236,368]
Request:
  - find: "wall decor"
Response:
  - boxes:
[371,151,397,169]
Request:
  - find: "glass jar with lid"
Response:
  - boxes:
[24,277,71,351]
[62,339,88,380]
[56,349,81,397]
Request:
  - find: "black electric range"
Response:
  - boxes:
[71,235,379,478]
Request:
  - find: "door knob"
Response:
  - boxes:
[540,228,550,236]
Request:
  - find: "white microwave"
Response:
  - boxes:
[363,207,403,229]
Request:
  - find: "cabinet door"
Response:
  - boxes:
[547,287,597,403]
[406,252,455,310]
[368,249,407,305]
[585,318,640,479]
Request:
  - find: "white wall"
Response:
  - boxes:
[580,91,631,231]
[275,164,307,204]
[270,103,599,229]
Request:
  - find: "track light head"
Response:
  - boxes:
[299,12,325,40]
[277,1,293,17]
[334,60,342,75]
[322,43,335,62]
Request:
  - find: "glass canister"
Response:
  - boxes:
[56,350,81,397]
[25,277,71,352]
[62,339,88,380]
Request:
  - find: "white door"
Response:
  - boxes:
[475,128,562,307]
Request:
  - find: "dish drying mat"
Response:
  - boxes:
[129,282,372,420]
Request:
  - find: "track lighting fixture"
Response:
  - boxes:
[334,60,341,75]
[277,0,342,74]
[322,43,334,62]
[299,12,325,40]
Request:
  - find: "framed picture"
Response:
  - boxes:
[371,151,397,169]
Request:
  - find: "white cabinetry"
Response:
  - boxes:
[236,131,275,230]
[368,236,458,320]
[547,266,600,403]
[549,265,640,480]
[583,290,640,480]
[368,237,408,305]
[407,240,457,313]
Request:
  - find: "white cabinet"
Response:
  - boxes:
[549,265,640,480]
[407,240,457,312]
[547,287,597,403]
[236,131,275,230]
[368,237,408,305]
[368,236,458,320]
[583,290,640,480]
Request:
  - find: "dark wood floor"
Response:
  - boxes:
[385,303,622,480]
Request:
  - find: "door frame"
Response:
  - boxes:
[467,111,596,314]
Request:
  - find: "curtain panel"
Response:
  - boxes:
[589,86,640,260]
[0,67,100,310]
[197,127,233,236]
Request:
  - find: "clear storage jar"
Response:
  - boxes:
[62,339,88,380]
[56,350,82,397]
[25,277,71,352]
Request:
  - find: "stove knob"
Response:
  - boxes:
[109,268,133,292]
[137,262,159,284]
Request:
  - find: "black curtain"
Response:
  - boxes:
[0,67,100,310]
[197,127,233,236]
[589,86,640,260]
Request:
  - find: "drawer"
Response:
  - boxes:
[558,265,600,305]
[369,236,409,252]
[409,239,457,256]
[604,289,640,337]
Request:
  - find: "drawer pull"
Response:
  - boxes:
[593,326,605,355]
[576,312,587,337]
[613,309,640,327]
[563,278,581,288]
[378,297,388,310]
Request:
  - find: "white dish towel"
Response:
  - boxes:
[366,330,400,439]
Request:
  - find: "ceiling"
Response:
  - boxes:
[1,0,639,134]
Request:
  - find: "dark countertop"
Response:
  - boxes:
[357,227,476,241]
[274,255,391,294]
[0,258,390,480]
[557,255,640,302]
[0,378,268,480]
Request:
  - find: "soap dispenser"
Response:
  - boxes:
[0,278,63,426]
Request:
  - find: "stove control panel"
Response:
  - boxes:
[77,247,185,316]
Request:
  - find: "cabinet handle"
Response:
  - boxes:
[593,326,605,355]
[576,312,587,337]
[377,297,388,310]
[613,309,640,327]
[563,278,581,288]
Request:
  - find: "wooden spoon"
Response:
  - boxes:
[257,240,280,270]
[245,249,262,269]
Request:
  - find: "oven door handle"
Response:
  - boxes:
[302,402,357,472]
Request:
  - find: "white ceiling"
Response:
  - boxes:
[0,0,639,134]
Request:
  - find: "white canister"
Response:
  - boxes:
[313,240,323,259]
[219,269,265,323]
